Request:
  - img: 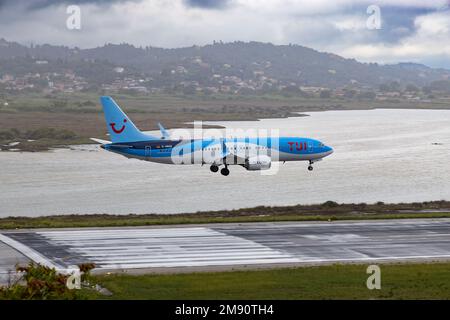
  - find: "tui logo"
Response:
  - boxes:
[288,141,306,151]
[109,119,127,134]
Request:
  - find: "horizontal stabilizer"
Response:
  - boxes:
[158,123,170,139]
[90,138,111,144]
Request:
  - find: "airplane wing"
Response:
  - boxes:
[224,141,269,165]
[203,139,231,164]
[207,139,247,165]
[225,149,248,165]
[90,138,131,149]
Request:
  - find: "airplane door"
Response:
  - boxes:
[145,146,151,157]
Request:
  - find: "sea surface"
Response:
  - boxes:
[1,109,450,217]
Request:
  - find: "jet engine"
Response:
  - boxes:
[243,155,271,171]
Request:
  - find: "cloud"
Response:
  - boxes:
[184,0,229,9]
[0,0,132,11]
[338,10,450,68]
[0,0,449,68]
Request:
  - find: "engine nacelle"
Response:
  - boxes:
[244,155,272,171]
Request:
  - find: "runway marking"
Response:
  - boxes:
[0,234,62,270]
[29,227,301,269]
[1,219,450,272]
[285,254,450,264]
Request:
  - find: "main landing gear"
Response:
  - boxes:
[210,164,229,176]
[220,167,230,176]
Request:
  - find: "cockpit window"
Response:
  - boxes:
[319,143,324,147]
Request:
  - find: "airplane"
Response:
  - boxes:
[91,96,333,176]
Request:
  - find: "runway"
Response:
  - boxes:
[1,219,450,275]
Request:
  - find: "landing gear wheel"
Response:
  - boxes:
[210,165,219,173]
[308,165,313,171]
[220,168,230,176]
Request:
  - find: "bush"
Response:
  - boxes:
[320,90,332,99]
[0,127,78,142]
[322,201,339,208]
[0,128,20,141]
[25,128,77,140]
[0,262,96,300]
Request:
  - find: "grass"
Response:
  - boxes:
[1,201,449,230]
[0,127,89,151]
[93,262,450,299]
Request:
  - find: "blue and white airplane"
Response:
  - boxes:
[91,96,333,176]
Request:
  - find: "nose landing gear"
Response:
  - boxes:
[308,160,314,171]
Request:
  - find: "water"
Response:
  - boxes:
[1,109,450,217]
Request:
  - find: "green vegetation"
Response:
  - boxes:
[3,261,449,299]
[1,201,449,230]
[94,262,450,299]
[0,262,98,300]
[0,127,87,151]
[4,262,450,300]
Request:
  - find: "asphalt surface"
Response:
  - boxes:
[1,219,449,279]
[0,241,29,284]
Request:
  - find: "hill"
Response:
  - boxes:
[1,39,449,93]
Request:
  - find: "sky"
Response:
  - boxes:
[0,0,450,68]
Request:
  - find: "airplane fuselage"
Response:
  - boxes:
[102,136,333,165]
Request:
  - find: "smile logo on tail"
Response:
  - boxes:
[109,119,127,134]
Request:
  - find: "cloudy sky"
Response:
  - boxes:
[1,0,450,68]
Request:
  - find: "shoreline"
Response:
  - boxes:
[1,201,450,230]
[2,106,450,152]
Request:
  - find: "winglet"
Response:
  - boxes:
[158,123,170,139]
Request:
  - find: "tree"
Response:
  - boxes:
[379,83,390,92]
[358,91,376,100]
[430,80,450,93]
[343,89,356,99]
[405,84,419,92]
[320,90,331,98]
[422,86,432,94]
[182,84,196,95]
[389,81,401,92]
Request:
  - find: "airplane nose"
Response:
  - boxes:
[325,146,333,155]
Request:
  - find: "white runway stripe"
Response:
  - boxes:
[99,258,303,269]
[0,234,62,270]
[79,249,277,257]
[36,227,300,269]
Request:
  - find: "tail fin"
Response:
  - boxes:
[100,96,156,143]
